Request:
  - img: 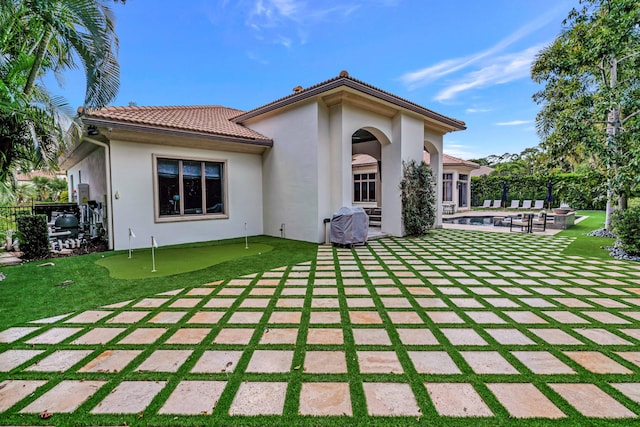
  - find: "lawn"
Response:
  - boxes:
[558,210,615,259]
[0,236,317,327]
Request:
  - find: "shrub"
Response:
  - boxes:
[612,206,640,256]
[400,160,436,236]
[16,214,50,260]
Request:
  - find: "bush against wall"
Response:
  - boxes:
[16,214,50,260]
[471,171,606,210]
[612,206,640,256]
[400,160,436,236]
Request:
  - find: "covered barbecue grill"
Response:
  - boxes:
[330,206,369,247]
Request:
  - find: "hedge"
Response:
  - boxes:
[471,171,607,210]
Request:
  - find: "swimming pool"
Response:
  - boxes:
[442,216,511,227]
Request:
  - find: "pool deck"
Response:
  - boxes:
[442,210,586,236]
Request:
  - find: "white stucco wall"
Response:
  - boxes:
[424,129,444,227]
[245,102,321,243]
[66,145,107,204]
[108,140,263,250]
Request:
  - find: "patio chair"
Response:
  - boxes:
[490,199,502,209]
[510,213,533,233]
[481,199,491,208]
[531,211,547,232]
[508,200,520,209]
[532,200,544,210]
[520,200,532,210]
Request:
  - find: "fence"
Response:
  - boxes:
[0,203,80,238]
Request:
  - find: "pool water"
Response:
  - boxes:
[442,216,510,227]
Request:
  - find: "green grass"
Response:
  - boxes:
[0,236,317,328]
[96,243,274,279]
[557,210,615,258]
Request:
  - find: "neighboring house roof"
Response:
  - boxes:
[352,154,378,167]
[233,72,466,132]
[470,165,494,176]
[81,105,272,143]
[423,152,481,169]
[16,171,66,183]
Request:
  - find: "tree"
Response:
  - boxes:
[400,160,436,236]
[532,0,640,229]
[0,0,121,184]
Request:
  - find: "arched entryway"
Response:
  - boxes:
[351,128,387,230]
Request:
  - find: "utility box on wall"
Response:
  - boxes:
[77,183,90,205]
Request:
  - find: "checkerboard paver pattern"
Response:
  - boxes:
[2,229,640,423]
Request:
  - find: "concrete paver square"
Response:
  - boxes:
[246,350,293,373]
[387,311,424,324]
[487,383,565,418]
[426,311,464,324]
[187,311,224,324]
[107,311,149,324]
[64,310,112,323]
[71,327,126,344]
[582,311,631,324]
[169,298,201,308]
[25,327,82,344]
[269,311,302,324]
[227,311,264,324]
[239,298,271,308]
[346,298,375,308]
[397,328,439,345]
[353,328,392,345]
[165,328,210,344]
[260,328,299,344]
[362,382,420,416]
[563,351,633,374]
[187,287,214,296]
[159,381,226,415]
[228,382,287,415]
[306,328,344,345]
[214,328,255,344]
[541,311,589,324]
[528,328,584,345]
[415,298,448,308]
[484,298,520,308]
[218,288,246,296]
[25,349,92,372]
[549,383,636,418]
[574,328,632,345]
[304,351,347,373]
[21,380,106,413]
[0,327,40,343]
[460,351,518,374]
[311,298,340,308]
[299,382,352,416]
[503,311,548,324]
[357,351,403,374]
[425,383,493,417]
[619,329,640,341]
[349,311,383,324]
[611,383,640,404]
[309,311,341,324]
[148,311,187,324]
[137,349,193,372]
[380,297,412,308]
[91,381,166,414]
[133,298,168,308]
[118,328,166,344]
[450,298,484,308]
[191,350,243,373]
[0,379,47,411]
[79,349,142,373]
[203,298,236,308]
[511,351,575,374]
[276,298,305,308]
[485,328,535,345]
[465,311,507,324]
[408,351,460,374]
[0,349,44,371]
[440,328,488,346]
[30,313,72,323]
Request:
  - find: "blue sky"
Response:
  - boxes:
[59,0,581,160]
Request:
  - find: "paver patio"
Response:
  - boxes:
[1,229,640,425]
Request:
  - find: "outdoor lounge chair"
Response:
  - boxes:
[508,200,520,209]
[510,213,532,233]
[531,211,547,232]
[533,200,544,210]
[490,199,502,209]
[481,199,491,208]
[520,200,532,210]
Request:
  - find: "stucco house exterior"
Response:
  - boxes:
[60,72,465,250]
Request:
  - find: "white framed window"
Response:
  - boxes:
[154,155,227,221]
[354,172,376,202]
[443,173,453,202]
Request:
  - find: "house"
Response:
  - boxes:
[351,152,479,217]
[60,72,466,250]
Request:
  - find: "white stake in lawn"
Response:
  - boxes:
[151,236,158,272]
[128,228,136,259]
[245,222,248,249]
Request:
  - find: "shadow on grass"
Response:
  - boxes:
[0,236,317,327]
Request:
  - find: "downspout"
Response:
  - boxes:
[83,137,114,250]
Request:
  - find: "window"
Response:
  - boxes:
[156,156,225,219]
[353,173,376,202]
[443,173,453,202]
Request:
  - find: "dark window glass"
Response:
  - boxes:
[205,162,224,213]
[158,158,180,216]
[354,181,360,202]
[182,161,202,214]
[369,181,376,201]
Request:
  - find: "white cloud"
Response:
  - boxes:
[495,120,533,126]
[443,142,478,159]
[466,108,492,113]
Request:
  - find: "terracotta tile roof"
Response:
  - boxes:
[352,154,378,166]
[233,72,466,131]
[83,105,271,141]
[423,152,481,169]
